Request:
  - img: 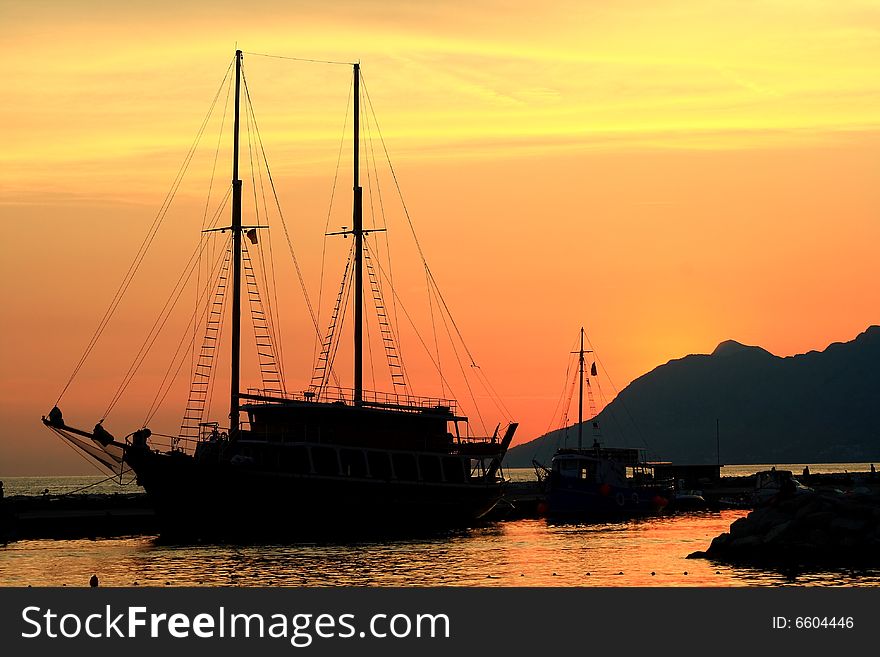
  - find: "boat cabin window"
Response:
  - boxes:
[469,458,486,479]
[442,457,465,483]
[312,446,339,476]
[367,451,393,480]
[419,455,442,483]
[341,449,368,477]
[278,446,310,474]
[557,459,581,478]
[392,453,418,481]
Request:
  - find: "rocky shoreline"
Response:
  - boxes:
[688,489,880,566]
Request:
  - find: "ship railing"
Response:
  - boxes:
[455,435,499,445]
[135,432,201,456]
[243,386,458,415]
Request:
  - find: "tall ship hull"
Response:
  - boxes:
[123,392,516,538]
[127,452,505,538]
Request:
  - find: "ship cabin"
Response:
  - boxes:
[551,445,655,488]
[196,387,505,485]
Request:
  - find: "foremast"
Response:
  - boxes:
[352,62,364,404]
[230,49,243,435]
[577,327,584,449]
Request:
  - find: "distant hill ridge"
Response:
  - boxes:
[505,326,880,467]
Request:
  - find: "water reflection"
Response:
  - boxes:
[2,511,879,587]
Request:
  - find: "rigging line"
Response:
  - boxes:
[591,371,634,449]
[315,81,352,370]
[363,73,452,387]
[313,244,354,394]
[362,90,405,372]
[369,255,462,407]
[322,247,355,391]
[359,128,401,389]
[244,83,286,389]
[190,188,231,385]
[543,333,580,437]
[360,111,378,393]
[243,78,326,349]
[471,365,514,422]
[319,246,354,393]
[174,241,233,436]
[558,362,580,449]
[362,74,503,419]
[434,287,487,436]
[360,74,426,262]
[241,73,282,386]
[362,101,378,235]
[426,272,509,422]
[363,240,410,391]
[54,58,235,408]
[144,238,231,425]
[194,63,234,395]
[61,469,135,496]
[425,270,478,365]
[583,333,650,450]
[241,51,355,66]
[362,75,482,371]
[104,205,229,419]
[202,63,234,232]
[364,275,376,392]
[552,342,581,451]
[245,84,261,229]
[426,266,444,396]
[242,81,285,389]
[204,247,233,428]
[47,427,119,478]
[261,202,286,388]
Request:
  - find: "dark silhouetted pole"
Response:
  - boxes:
[353,63,363,404]
[230,50,243,434]
[578,328,584,449]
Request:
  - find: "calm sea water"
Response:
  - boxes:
[1,465,878,588]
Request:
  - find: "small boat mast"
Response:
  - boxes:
[573,327,594,449]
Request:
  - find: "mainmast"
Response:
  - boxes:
[577,327,584,449]
[230,49,243,434]
[352,62,364,404]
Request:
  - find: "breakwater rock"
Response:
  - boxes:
[688,490,880,566]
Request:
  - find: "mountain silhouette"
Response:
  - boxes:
[506,326,880,467]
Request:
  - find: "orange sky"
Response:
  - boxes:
[1,0,878,475]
